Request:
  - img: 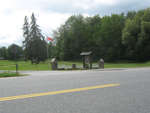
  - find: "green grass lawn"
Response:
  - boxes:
[0,72,26,78]
[0,60,150,71]
[104,62,150,68]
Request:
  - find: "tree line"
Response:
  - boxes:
[0,8,150,63]
[0,44,23,60]
[52,8,150,62]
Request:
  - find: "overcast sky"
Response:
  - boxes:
[0,0,150,47]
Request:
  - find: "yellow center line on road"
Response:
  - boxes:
[0,83,120,102]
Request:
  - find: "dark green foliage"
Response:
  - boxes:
[126,11,137,19]
[53,14,125,62]
[99,14,125,61]
[122,8,150,62]
[7,44,23,60]
[22,13,47,63]
[23,16,30,60]
[53,15,102,61]
[0,47,8,59]
[52,8,150,62]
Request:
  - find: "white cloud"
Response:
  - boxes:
[38,12,71,36]
[94,0,118,5]
[0,0,150,47]
[72,0,118,10]
[0,8,71,47]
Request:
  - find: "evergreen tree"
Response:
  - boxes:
[30,13,47,63]
[22,13,47,64]
[23,16,30,60]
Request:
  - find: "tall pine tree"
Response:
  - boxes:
[23,16,30,60]
[23,13,47,64]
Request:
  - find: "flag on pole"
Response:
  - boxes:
[47,37,53,41]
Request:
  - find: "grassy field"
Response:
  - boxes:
[0,72,26,78]
[0,60,82,71]
[0,60,150,71]
[104,62,150,68]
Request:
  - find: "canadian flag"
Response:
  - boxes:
[47,37,53,41]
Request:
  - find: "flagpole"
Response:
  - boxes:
[47,41,50,70]
[46,36,53,70]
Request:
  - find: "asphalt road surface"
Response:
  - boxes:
[0,68,150,113]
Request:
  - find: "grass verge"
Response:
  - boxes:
[0,72,27,78]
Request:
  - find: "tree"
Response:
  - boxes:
[0,47,8,59]
[122,18,139,60]
[53,7,150,62]
[54,15,87,60]
[122,8,150,62]
[126,11,136,19]
[22,13,47,63]
[23,16,30,60]
[54,14,125,62]
[7,44,23,60]
[137,8,150,61]
[99,14,125,61]
[84,15,101,60]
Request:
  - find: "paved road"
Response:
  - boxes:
[0,68,150,113]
